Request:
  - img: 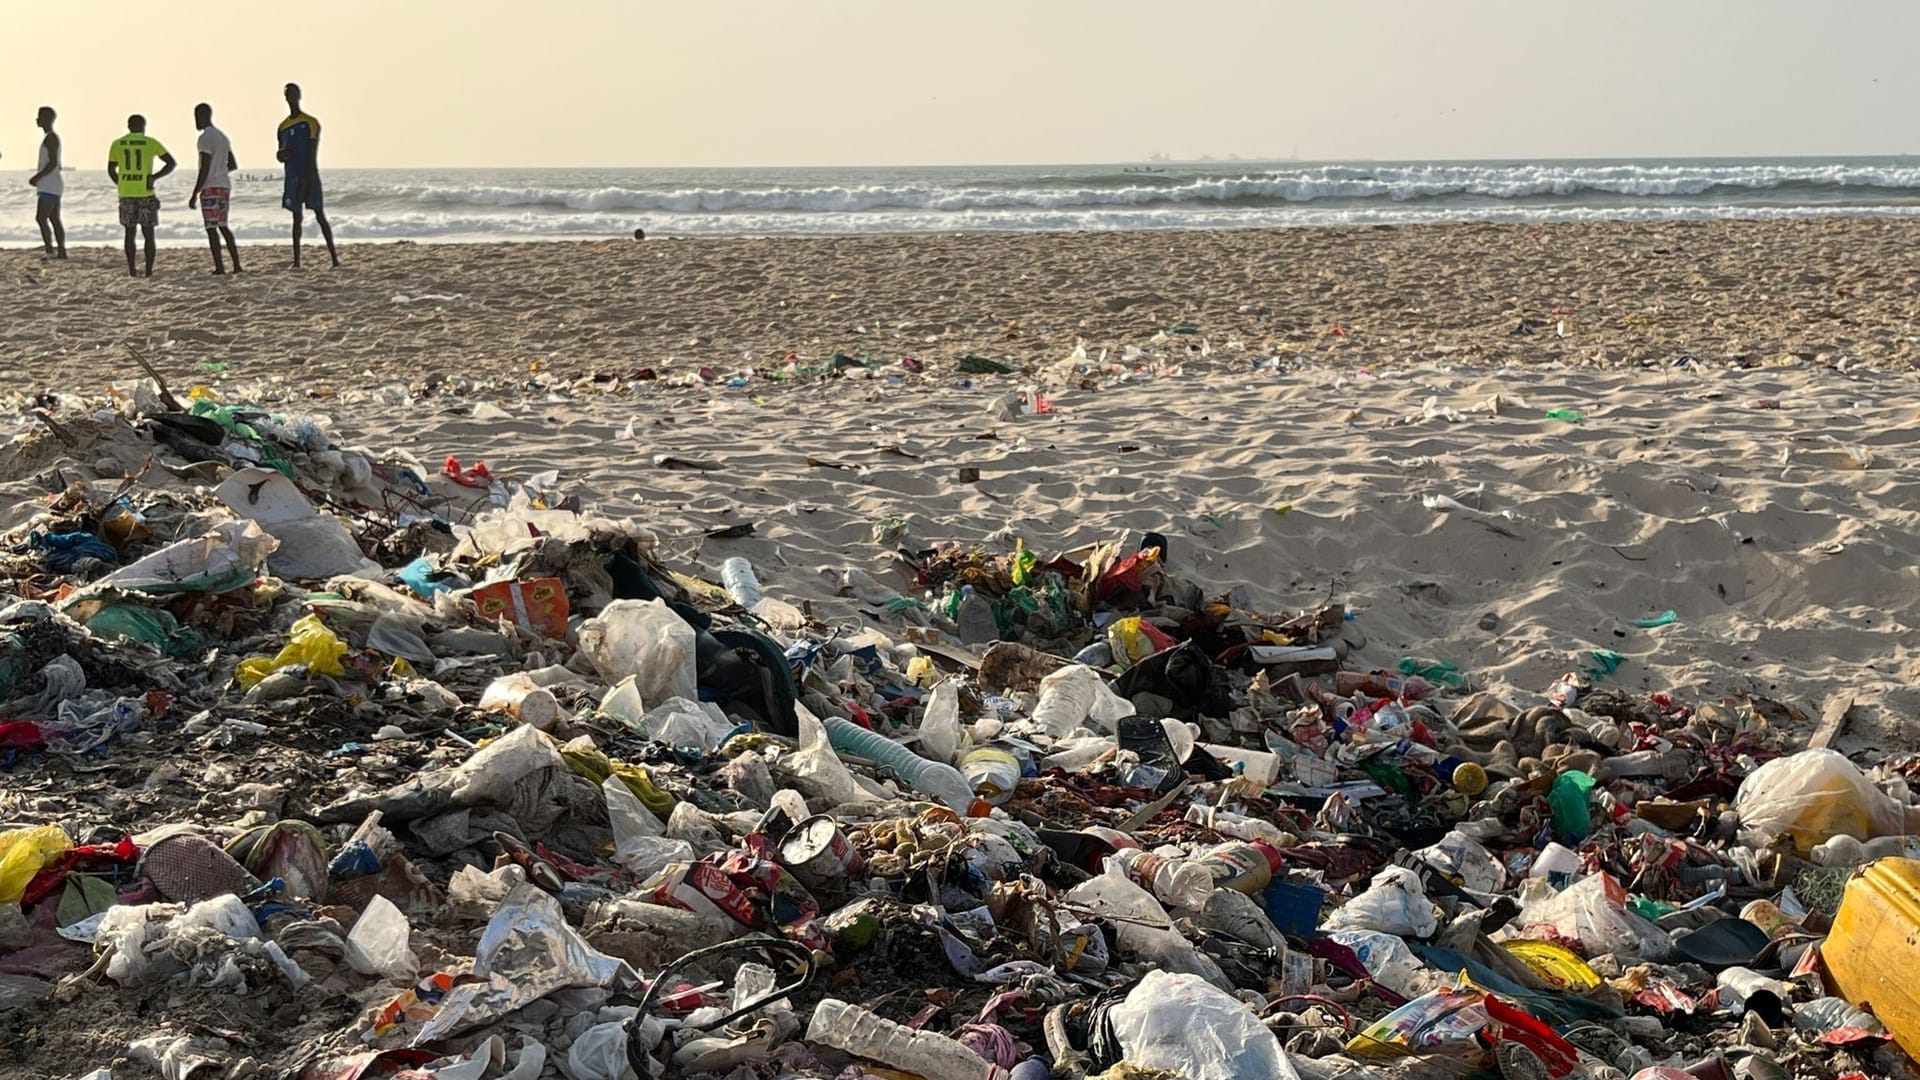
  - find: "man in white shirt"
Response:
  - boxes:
[27,106,65,259]
[187,103,241,274]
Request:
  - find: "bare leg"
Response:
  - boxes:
[291,211,303,268]
[141,223,156,277]
[124,225,138,276]
[36,206,53,254]
[206,229,226,274]
[50,211,64,257]
[220,227,242,274]
[314,211,340,267]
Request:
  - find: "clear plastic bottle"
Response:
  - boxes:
[1794,996,1886,1037]
[1107,847,1214,910]
[1186,805,1296,848]
[720,557,762,608]
[823,715,975,813]
[807,998,1000,1080]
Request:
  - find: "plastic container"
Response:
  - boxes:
[822,715,974,813]
[960,748,1021,806]
[1822,857,1920,1059]
[478,674,564,731]
[1191,808,1294,848]
[1528,842,1583,882]
[1263,880,1327,937]
[719,557,761,608]
[1198,744,1281,786]
[1195,842,1275,895]
[1108,848,1214,910]
[807,998,1000,1080]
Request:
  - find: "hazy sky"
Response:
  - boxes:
[4,1,1914,168]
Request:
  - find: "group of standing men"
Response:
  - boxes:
[28,83,339,276]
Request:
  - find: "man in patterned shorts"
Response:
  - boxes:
[188,103,242,275]
[107,115,177,278]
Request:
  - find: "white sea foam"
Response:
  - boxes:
[5,160,1920,243]
[372,162,1920,216]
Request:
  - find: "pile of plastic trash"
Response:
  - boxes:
[6,378,1920,1080]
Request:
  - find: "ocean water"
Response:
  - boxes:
[5,158,1920,245]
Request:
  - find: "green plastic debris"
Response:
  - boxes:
[1580,649,1626,679]
[1398,656,1467,688]
[1628,895,1677,921]
[1629,610,1678,629]
[1549,770,1598,843]
[1544,408,1585,422]
[86,604,197,658]
[1168,323,1202,335]
[958,354,1016,375]
[188,400,295,477]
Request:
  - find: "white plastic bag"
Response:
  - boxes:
[1326,930,1434,998]
[600,676,646,727]
[1734,748,1907,855]
[101,520,276,594]
[173,894,260,940]
[642,697,736,751]
[1108,970,1299,1080]
[1064,868,1230,989]
[346,894,418,980]
[1414,829,1506,895]
[1031,664,1134,735]
[565,1020,633,1080]
[917,679,967,765]
[786,704,867,807]
[1323,866,1438,938]
[577,599,698,707]
[603,776,692,878]
[216,466,378,580]
[1514,872,1671,962]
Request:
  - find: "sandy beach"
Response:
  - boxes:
[3,218,1918,754]
[3,218,1920,389]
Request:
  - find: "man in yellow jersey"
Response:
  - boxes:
[107,115,177,278]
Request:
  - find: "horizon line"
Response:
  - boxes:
[9,151,1916,172]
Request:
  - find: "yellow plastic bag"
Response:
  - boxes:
[236,614,348,689]
[1502,939,1602,991]
[1106,616,1173,668]
[0,824,72,904]
[558,742,678,820]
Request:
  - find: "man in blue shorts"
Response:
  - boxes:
[276,83,339,268]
